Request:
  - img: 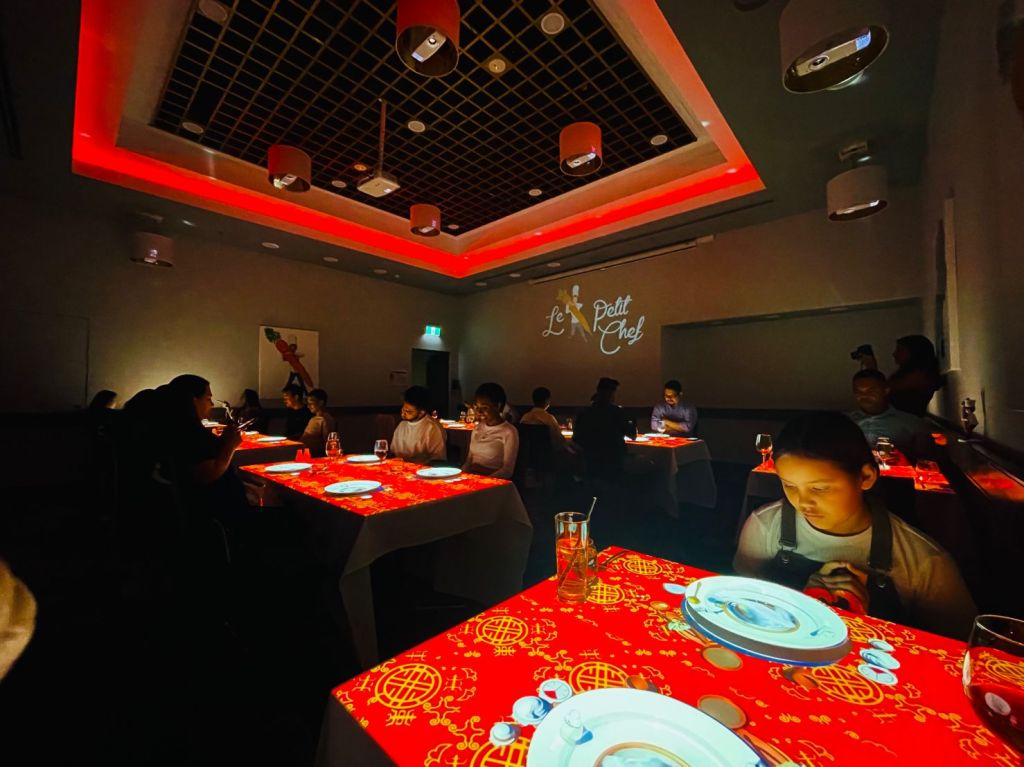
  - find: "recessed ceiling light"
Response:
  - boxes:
[650,134,668,146]
[486,54,510,75]
[726,168,738,174]
[261,241,280,249]
[528,188,543,197]
[546,261,561,268]
[181,121,205,135]
[323,256,339,263]
[330,179,347,188]
[700,119,712,128]
[353,162,369,172]
[447,223,460,231]
[408,120,427,133]
[533,231,543,236]
[181,219,196,227]
[197,0,230,24]
[509,273,522,278]
[373,268,389,275]
[475,281,488,287]
[540,11,566,35]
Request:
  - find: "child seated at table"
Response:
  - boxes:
[464,382,519,479]
[733,411,976,639]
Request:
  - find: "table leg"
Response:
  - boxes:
[339,566,379,670]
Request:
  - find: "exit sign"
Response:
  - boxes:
[425,325,442,336]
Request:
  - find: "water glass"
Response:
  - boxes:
[755,433,773,465]
[554,511,593,603]
[964,615,1024,754]
[459,410,467,423]
[325,432,341,461]
[374,439,389,463]
[874,436,895,469]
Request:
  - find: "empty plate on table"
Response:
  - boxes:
[243,431,259,437]
[527,688,766,767]
[633,436,651,442]
[561,430,573,437]
[643,433,663,438]
[256,436,287,443]
[416,466,462,479]
[683,575,851,666]
[325,480,382,496]
[346,454,381,463]
[439,419,456,424]
[265,462,312,473]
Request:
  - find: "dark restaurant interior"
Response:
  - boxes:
[2,0,1024,765]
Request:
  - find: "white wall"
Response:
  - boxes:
[920,0,1024,450]
[460,192,924,407]
[662,301,922,410]
[0,195,462,410]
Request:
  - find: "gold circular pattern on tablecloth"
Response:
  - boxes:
[622,556,663,576]
[810,664,884,706]
[471,736,530,767]
[986,657,1024,687]
[475,615,529,647]
[843,616,883,645]
[372,663,443,710]
[587,581,625,605]
[702,646,743,670]
[569,660,630,692]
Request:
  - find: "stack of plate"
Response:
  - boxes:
[682,576,851,666]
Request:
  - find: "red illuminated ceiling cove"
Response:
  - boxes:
[73,0,762,279]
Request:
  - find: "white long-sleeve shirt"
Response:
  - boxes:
[391,417,446,464]
[464,421,519,479]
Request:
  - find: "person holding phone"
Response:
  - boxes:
[734,411,975,638]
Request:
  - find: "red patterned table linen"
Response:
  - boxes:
[322,548,1018,767]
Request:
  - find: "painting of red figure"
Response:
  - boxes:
[258,325,319,399]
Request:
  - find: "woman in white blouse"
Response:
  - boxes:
[391,386,446,464]
[464,382,519,479]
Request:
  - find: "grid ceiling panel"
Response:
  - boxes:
[152,0,696,233]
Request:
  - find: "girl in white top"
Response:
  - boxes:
[391,386,446,464]
[734,411,976,639]
[464,382,519,480]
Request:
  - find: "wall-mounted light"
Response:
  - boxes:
[424,325,442,337]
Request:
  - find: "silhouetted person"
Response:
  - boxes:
[861,335,942,417]
[573,377,636,477]
[301,388,336,457]
[88,389,118,410]
[235,388,265,432]
[281,383,311,439]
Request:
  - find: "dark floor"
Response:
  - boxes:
[0,462,752,766]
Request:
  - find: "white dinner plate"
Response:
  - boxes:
[324,480,382,496]
[265,462,312,473]
[439,419,457,424]
[633,436,651,443]
[243,431,259,437]
[643,433,664,438]
[346,454,381,463]
[560,430,574,437]
[416,466,462,479]
[256,436,287,443]
[682,576,851,666]
[526,688,766,767]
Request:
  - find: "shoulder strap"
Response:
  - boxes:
[779,500,798,552]
[867,497,894,574]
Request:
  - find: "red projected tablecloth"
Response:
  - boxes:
[317,548,1017,767]
[230,432,303,467]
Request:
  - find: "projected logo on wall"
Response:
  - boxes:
[542,284,646,355]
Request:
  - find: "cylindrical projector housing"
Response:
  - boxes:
[827,165,888,221]
[131,232,175,267]
[559,121,603,177]
[267,144,312,192]
[395,0,460,77]
[780,0,889,93]
[410,204,441,236]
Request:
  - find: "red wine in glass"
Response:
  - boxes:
[965,615,1024,757]
[967,683,1024,753]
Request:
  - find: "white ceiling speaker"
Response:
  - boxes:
[780,0,889,93]
[267,144,311,192]
[131,232,174,267]
[827,165,888,221]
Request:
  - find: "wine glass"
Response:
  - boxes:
[374,439,389,463]
[325,432,341,461]
[459,410,467,423]
[466,408,476,424]
[874,436,895,470]
[964,615,1024,755]
[656,418,667,435]
[754,433,773,465]
[566,417,574,431]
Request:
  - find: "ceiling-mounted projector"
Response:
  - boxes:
[356,171,401,198]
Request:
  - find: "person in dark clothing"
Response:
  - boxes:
[235,388,265,432]
[88,389,118,410]
[281,383,311,439]
[860,335,942,417]
[572,377,636,477]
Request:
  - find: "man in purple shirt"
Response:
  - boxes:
[650,379,697,436]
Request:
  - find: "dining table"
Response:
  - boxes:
[240,456,532,668]
[229,431,303,467]
[314,547,1019,767]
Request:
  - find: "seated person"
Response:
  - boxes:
[88,389,118,410]
[501,402,520,424]
[235,388,265,432]
[302,388,336,457]
[734,411,975,638]
[282,383,311,439]
[520,386,565,449]
[392,385,446,464]
[464,382,519,479]
[651,379,697,436]
[848,370,933,462]
[573,377,636,476]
